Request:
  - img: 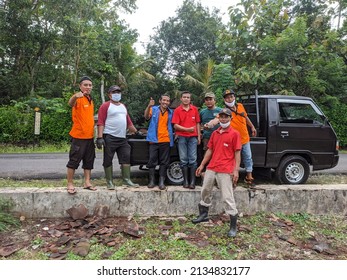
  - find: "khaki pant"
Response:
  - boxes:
[200,169,238,216]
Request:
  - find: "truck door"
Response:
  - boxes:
[275,99,337,169]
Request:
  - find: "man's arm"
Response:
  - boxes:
[144,97,154,120]
[246,116,256,136]
[68,92,83,107]
[173,124,195,133]
[232,150,241,185]
[196,148,212,176]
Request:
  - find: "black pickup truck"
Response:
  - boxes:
[128,92,339,185]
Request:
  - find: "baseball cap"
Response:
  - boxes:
[79,76,92,84]
[204,92,215,99]
[222,89,235,98]
[219,108,232,116]
[108,85,121,93]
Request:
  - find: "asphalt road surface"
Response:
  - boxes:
[0,152,346,180]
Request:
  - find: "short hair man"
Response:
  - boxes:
[144,94,174,190]
[192,108,241,238]
[171,91,201,189]
[96,85,140,189]
[198,92,222,178]
[66,76,96,194]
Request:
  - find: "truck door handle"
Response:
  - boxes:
[281,131,289,138]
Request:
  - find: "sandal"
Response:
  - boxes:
[83,185,97,191]
[67,186,77,194]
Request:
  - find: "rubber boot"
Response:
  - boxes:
[182,166,189,188]
[158,176,166,190]
[147,168,156,188]
[192,204,209,224]
[189,167,197,189]
[104,166,115,190]
[121,165,139,187]
[227,214,238,238]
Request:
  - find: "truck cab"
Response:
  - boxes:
[241,93,339,184]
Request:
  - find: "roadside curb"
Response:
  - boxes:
[1,184,347,218]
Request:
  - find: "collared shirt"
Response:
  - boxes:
[69,95,94,139]
[207,126,241,174]
[171,104,200,137]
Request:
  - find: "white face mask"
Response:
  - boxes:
[225,100,235,107]
[111,93,121,102]
[219,121,230,129]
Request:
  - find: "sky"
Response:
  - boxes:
[119,0,241,54]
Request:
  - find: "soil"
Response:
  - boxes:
[1,208,347,260]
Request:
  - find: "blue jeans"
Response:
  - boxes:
[241,142,253,173]
[177,136,198,168]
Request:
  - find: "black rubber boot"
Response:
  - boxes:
[158,176,166,190]
[182,166,189,188]
[189,167,197,189]
[104,166,115,190]
[227,214,238,238]
[192,204,209,224]
[147,168,156,188]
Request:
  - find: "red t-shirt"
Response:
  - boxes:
[207,126,241,174]
[171,104,200,137]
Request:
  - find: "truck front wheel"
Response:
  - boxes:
[166,161,184,185]
[275,155,310,184]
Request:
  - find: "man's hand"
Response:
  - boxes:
[232,170,239,187]
[148,97,155,107]
[135,130,144,136]
[75,92,84,98]
[96,138,105,149]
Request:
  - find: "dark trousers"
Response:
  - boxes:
[146,142,170,176]
[103,134,131,168]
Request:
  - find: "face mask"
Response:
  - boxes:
[219,121,230,129]
[111,93,121,102]
[225,100,235,107]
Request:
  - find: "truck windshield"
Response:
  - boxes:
[278,101,325,124]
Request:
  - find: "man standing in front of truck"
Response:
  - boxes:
[96,85,140,189]
[198,92,222,181]
[223,89,257,186]
[192,108,241,238]
[206,89,257,187]
[144,94,174,190]
[172,91,201,189]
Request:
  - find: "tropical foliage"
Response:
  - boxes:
[0,0,346,146]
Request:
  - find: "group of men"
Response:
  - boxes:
[66,75,256,238]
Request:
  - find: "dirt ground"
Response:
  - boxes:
[1,206,347,260]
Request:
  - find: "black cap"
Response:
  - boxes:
[108,85,121,93]
[79,76,92,84]
[222,89,235,98]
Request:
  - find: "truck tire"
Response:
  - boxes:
[166,161,184,185]
[275,155,310,184]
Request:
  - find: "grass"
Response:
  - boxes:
[0,197,20,232]
[0,143,71,153]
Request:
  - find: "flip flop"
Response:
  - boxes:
[67,186,77,194]
[83,185,97,191]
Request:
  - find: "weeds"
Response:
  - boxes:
[0,197,20,232]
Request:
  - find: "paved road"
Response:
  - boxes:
[0,152,346,180]
[0,152,146,179]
